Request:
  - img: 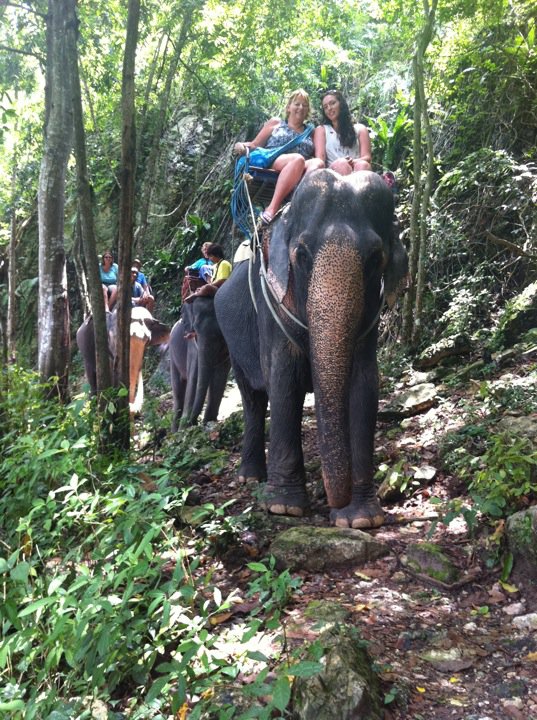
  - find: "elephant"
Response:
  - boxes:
[214,169,408,528]
[169,289,231,430]
[76,306,170,412]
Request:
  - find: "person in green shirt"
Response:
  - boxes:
[207,244,232,286]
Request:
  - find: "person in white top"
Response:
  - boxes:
[319,90,372,175]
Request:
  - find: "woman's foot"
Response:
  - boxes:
[258,210,274,227]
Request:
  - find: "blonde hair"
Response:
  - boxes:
[285,89,310,120]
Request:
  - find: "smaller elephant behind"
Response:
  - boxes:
[76,306,170,412]
[169,293,230,429]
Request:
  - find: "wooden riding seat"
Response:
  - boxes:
[245,167,279,207]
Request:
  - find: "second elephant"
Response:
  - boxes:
[169,293,231,429]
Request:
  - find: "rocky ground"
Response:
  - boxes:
[158,346,537,719]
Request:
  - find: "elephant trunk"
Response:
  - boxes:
[307,240,364,508]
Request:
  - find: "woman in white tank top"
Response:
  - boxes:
[319,90,372,175]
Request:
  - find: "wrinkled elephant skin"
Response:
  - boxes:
[76,306,170,412]
[215,170,408,528]
[169,295,230,429]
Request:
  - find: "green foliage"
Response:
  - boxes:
[0,368,306,718]
[367,105,413,171]
[433,0,537,164]
[423,149,537,346]
[246,556,302,623]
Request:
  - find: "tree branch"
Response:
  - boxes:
[485,230,537,260]
[0,43,45,63]
[1,2,47,19]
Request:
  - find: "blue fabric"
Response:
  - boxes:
[136,270,148,286]
[265,121,315,159]
[100,263,118,286]
[231,124,314,238]
[199,264,213,282]
[132,281,143,298]
[189,257,214,272]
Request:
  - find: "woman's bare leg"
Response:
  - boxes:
[264,154,306,218]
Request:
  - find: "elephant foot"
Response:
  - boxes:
[238,474,264,484]
[330,499,384,529]
[260,484,309,518]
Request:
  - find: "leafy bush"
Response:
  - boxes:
[424,150,537,345]
[0,367,306,719]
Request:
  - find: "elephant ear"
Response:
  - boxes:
[267,212,292,303]
[383,220,409,309]
[146,318,171,346]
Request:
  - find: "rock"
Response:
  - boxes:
[498,415,537,444]
[512,612,537,631]
[420,647,475,672]
[378,382,438,420]
[270,526,390,573]
[506,507,537,581]
[404,542,460,584]
[503,602,526,616]
[414,334,472,369]
[303,600,351,631]
[495,281,537,347]
[293,625,383,720]
[413,464,437,481]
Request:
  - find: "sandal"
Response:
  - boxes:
[258,210,274,227]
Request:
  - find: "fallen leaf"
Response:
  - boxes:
[416,687,426,693]
[499,581,519,594]
[524,652,537,662]
[449,677,459,683]
[354,604,371,612]
[209,612,232,626]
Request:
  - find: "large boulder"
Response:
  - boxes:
[293,625,383,720]
[495,281,537,347]
[506,506,537,581]
[270,526,390,572]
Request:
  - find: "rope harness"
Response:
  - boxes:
[236,175,385,351]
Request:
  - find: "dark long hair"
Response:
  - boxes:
[321,90,357,150]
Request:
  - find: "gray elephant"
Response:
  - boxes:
[214,170,408,528]
[76,306,170,411]
[169,290,230,429]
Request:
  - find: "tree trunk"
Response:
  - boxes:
[37,0,73,400]
[402,0,438,346]
[115,0,141,447]
[7,145,18,364]
[65,0,112,393]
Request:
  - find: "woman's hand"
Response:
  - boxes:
[233,142,248,156]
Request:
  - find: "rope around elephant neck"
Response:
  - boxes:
[242,174,384,345]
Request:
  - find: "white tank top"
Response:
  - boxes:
[324,124,359,164]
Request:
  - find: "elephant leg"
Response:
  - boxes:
[330,333,384,529]
[203,357,230,423]
[261,358,309,517]
[181,341,198,424]
[170,360,187,432]
[235,365,268,482]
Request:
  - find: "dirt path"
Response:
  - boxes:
[188,361,537,719]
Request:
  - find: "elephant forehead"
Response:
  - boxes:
[131,318,152,342]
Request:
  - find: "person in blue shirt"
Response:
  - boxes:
[133,258,155,312]
[100,250,118,311]
[186,242,214,282]
[130,267,145,307]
